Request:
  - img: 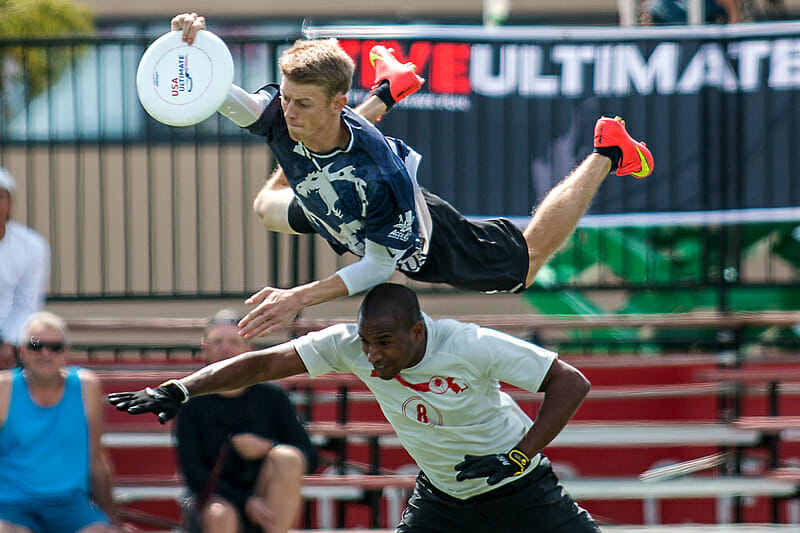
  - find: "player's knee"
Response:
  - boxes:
[268,444,306,478]
[0,520,35,533]
[77,524,112,533]
[253,189,295,233]
[200,498,238,531]
[252,190,273,226]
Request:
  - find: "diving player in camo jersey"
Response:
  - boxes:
[172,13,655,340]
[247,81,430,276]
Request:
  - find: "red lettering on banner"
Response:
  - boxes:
[356,40,432,89]
[337,39,361,66]
[379,40,432,82]
[339,39,469,95]
[431,43,471,94]
[359,40,380,89]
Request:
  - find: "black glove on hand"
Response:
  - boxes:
[455,448,532,485]
[107,380,188,425]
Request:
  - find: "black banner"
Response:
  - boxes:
[318,23,800,219]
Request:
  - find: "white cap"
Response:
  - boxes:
[0,168,16,193]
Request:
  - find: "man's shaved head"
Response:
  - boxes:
[358,283,422,329]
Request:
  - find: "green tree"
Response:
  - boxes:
[0,0,94,120]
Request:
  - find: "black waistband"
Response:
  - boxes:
[418,467,538,505]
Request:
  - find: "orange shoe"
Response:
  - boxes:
[593,116,653,178]
[369,45,424,105]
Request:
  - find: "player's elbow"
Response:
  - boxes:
[562,361,591,399]
[575,371,591,401]
[543,359,591,405]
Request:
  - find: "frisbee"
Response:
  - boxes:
[136,30,234,127]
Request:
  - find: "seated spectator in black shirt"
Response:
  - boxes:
[176,309,318,533]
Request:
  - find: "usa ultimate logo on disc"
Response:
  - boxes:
[136,30,234,127]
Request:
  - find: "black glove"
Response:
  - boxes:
[455,448,532,485]
[107,380,188,424]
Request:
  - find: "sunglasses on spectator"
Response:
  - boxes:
[26,339,67,353]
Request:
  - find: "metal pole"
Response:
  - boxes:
[618,0,637,26]
[688,0,706,24]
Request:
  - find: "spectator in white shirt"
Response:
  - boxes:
[0,168,51,369]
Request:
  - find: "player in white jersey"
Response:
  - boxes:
[109,283,600,531]
[171,14,654,343]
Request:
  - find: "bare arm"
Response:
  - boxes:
[515,359,590,458]
[178,342,308,396]
[353,95,390,124]
[0,372,11,427]
[715,0,741,22]
[82,370,120,525]
[523,154,611,286]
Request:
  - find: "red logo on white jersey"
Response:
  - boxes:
[370,371,469,394]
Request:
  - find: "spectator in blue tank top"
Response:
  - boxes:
[0,311,130,533]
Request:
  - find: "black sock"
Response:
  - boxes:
[370,79,396,110]
[593,146,622,172]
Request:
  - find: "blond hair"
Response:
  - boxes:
[20,311,70,345]
[278,38,354,99]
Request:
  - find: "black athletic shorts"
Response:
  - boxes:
[396,457,600,533]
[288,189,530,293]
[404,189,528,293]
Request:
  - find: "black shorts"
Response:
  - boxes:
[396,457,600,533]
[288,190,530,293]
[405,190,529,294]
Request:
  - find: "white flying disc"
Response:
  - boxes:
[136,30,234,127]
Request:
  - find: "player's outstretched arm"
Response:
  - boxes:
[108,342,308,423]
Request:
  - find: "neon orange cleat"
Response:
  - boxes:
[369,45,425,104]
[593,116,654,178]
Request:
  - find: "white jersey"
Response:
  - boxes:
[293,313,556,499]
